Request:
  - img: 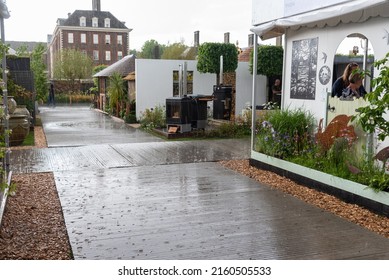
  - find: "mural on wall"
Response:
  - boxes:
[290,37,318,100]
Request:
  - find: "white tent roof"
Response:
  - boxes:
[251,0,389,40]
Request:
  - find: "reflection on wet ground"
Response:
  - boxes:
[10,106,389,260]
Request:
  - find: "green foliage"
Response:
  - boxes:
[107,72,126,115]
[124,113,137,124]
[353,52,389,141]
[192,122,251,139]
[139,105,166,130]
[0,107,16,194]
[256,108,316,159]
[21,131,34,146]
[7,80,34,112]
[250,45,284,76]
[129,49,138,56]
[53,49,93,93]
[162,42,190,60]
[55,93,93,104]
[30,43,48,101]
[138,40,165,59]
[255,108,389,192]
[0,42,8,57]
[15,44,29,57]
[197,42,238,85]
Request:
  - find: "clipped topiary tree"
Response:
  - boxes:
[249,45,284,76]
[197,42,238,85]
[250,45,284,104]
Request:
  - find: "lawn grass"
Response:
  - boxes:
[21,130,34,146]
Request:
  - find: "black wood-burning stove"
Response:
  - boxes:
[191,96,209,129]
[213,85,232,120]
[166,95,212,133]
[166,97,193,133]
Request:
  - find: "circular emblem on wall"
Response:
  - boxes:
[319,65,331,85]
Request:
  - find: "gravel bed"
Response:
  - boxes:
[0,126,73,260]
[1,126,388,260]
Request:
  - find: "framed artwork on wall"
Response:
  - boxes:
[290,37,318,100]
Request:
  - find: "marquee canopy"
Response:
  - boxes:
[251,0,389,40]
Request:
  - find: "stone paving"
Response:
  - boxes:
[10,105,389,260]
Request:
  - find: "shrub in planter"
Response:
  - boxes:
[256,108,389,191]
[255,108,316,159]
[139,105,166,130]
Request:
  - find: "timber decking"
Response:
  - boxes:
[8,106,389,260]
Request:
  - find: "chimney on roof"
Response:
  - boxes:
[93,0,101,11]
[224,32,230,43]
[194,31,200,47]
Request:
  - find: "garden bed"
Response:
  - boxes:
[250,151,389,217]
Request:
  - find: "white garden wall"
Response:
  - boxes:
[236,62,267,115]
[136,59,267,120]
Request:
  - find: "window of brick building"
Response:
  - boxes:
[118,51,123,60]
[81,33,86,44]
[105,51,111,61]
[92,17,98,27]
[104,18,111,28]
[93,50,99,61]
[105,35,111,44]
[117,35,123,45]
[80,17,86,27]
[93,34,99,44]
[68,33,74,44]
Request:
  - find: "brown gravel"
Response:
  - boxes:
[0,125,73,260]
[1,126,389,260]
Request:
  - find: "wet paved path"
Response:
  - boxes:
[10,106,389,259]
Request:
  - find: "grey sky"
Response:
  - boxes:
[4,0,254,50]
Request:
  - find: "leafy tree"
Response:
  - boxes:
[16,44,29,57]
[108,72,126,117]
[354,52,389,142]
[197,42,238,85]
[30,43,48,101]
[53,48,93,94]
[249,45,284,76]
[129,49,138,56]
[161,42,188,60]
[138,39,165,59]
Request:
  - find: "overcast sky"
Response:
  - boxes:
[4,0,255,50]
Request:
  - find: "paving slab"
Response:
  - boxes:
[55,162,389,260]
[10,139,251,173]
[39,106,162,147]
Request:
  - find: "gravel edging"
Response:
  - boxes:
[0,125,73,260]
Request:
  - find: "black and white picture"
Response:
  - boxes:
[319,65,331,85]
[290,37,318,100]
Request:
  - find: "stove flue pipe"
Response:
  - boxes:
[220,55,223,85]
[178,64,183,97]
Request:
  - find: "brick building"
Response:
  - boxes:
[47,0,132,78]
